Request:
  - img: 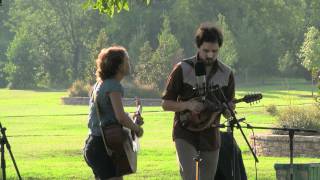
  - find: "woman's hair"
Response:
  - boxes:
[195,22,223,48]
[95,46,128,81]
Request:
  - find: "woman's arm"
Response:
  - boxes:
[109,92,143,137]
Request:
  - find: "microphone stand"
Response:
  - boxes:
[213,85,319,180]
[242,124,317,180]
[215,86,259,180]
[0,123,22,180]
[218,123,318,180]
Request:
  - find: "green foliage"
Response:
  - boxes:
[299,26,320,79]
[317,82,320,103]
[275,105,320,134]
[233,16,266,80]
[83,0,150,17]
[47,1,99,82]
[136,16,183,90]
[135,41,154,85]
[128,26,147,76]
[0,1,14,87]
[278,51,297,76]
[2,0,320,90]
[216,14,238,70]
[265,104,278,116]
[68,80,91,97]
[85,29,110,84]
[318,82,320,95]
[5,0,105,88]
[5,29,39,89]
[122,79,159,98]
[0,61,9,88]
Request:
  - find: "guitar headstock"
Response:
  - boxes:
[134,97,143,126]
[135,97,142,114]
[135,97,141,107]
[242,93,263,104]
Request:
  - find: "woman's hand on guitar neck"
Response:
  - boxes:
[132,112,144,137]
[134,126,144,138]
[186,99,205,114]
[133,113,144,126]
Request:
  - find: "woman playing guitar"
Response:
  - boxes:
[83,46,144,180]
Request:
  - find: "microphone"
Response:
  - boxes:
[195,61,206,101]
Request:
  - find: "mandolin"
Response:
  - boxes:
[179,93,262,131]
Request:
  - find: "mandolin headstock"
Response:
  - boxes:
[241,93,263,104]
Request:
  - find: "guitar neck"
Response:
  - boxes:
[135,97,142,115]
[136,105,142,115]
[233,98,244,104]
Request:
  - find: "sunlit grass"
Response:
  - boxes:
[0,79,319,180]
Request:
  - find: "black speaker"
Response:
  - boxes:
[215,132,247,180]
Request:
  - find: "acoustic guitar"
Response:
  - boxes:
[103,98,143,176]
[179,93,262,131]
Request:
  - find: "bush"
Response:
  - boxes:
[124,86,160,98]
[316,85,320,104]
[68,80,91,97]
[318,81,320,96]
[265,104,278,116]
[274,105,320,135]
[122,78,160,98]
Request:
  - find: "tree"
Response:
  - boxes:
[47,0,94,81]
[5,29,39,89]
[299,26,320,79]
[216,14,238,70]
[299,26,320,96]
[128,25,147,76]
[83,0,150,17]
[137,15,183,90]
[6,0,106,88]
[85,29,110,84]
[3,0,320,90]
[6,0,75,88]
[0,0,14,87]
[168,0,198,57]
[278,50,297,76]
[135,41,154,85]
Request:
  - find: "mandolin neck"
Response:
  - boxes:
[232,98,244,104]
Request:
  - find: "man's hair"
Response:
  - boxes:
[195,22,223,48]
[95,46,127,81]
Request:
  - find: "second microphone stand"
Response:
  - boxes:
[243,125,318,180]
[215,86,259,180]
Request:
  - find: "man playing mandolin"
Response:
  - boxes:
[162,22,235,180]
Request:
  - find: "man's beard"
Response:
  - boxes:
[203,58,216,65]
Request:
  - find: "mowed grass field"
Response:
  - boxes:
[0,78,319,180]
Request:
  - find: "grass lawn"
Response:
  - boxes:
[0,79,319,179]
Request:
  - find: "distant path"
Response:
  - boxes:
[61,97,162,106]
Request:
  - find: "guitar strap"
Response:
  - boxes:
[92,82,113,156]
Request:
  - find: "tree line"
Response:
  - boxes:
[0,0,319,90]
